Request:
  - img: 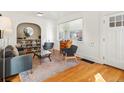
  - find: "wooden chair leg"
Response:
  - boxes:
[75,57,78,63]
[64,57,66,61]
[64,56,67,63]
[33,53,35,58]
[30,69,33,74]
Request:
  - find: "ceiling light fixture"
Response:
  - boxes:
[37,12,44,17]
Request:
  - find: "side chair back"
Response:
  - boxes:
[43,42,54,50]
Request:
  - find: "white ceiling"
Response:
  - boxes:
[0,11,119,20]
[0,11,83,20]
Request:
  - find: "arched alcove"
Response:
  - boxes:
[17,22,41,39]
[17,22,41,54]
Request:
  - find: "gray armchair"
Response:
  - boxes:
[62,45,78,62]
[0,55,32,78]
[0,45,32,79]
[43,42,54,50]
[62,45,78,56]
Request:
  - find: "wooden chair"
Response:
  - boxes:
[60,40,72,53]
[60,40,66,53]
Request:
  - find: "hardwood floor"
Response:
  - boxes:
[44,61,124,82]
[7,57,124,82]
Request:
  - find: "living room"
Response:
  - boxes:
[0,11,124,82]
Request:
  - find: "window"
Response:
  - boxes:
[116,15,122,27]
[123,15,124,26]
[109,15,124,27]
[109,17,115,27]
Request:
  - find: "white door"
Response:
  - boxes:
[101,13,124,70]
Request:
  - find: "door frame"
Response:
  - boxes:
[100,12,124,69]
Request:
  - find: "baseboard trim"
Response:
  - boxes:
[103,64,124,71]
[80,58,95,64]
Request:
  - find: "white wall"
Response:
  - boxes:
[0,12,57,48]
[56,11,120,63]
[0,11,119,64]
[56,12,101,63]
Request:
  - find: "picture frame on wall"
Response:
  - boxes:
[70,30,83,41]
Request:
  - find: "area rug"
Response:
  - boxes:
[19,53,79,82]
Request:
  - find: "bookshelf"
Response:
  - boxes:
[17,38,41,54]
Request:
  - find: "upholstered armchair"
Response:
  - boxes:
[43,42,54,54]
[43,42,54,50]
[0,45,32,78]
[62,45,78,62]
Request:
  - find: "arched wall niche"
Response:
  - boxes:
[17,22,41,39]
[16,22,41,54]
